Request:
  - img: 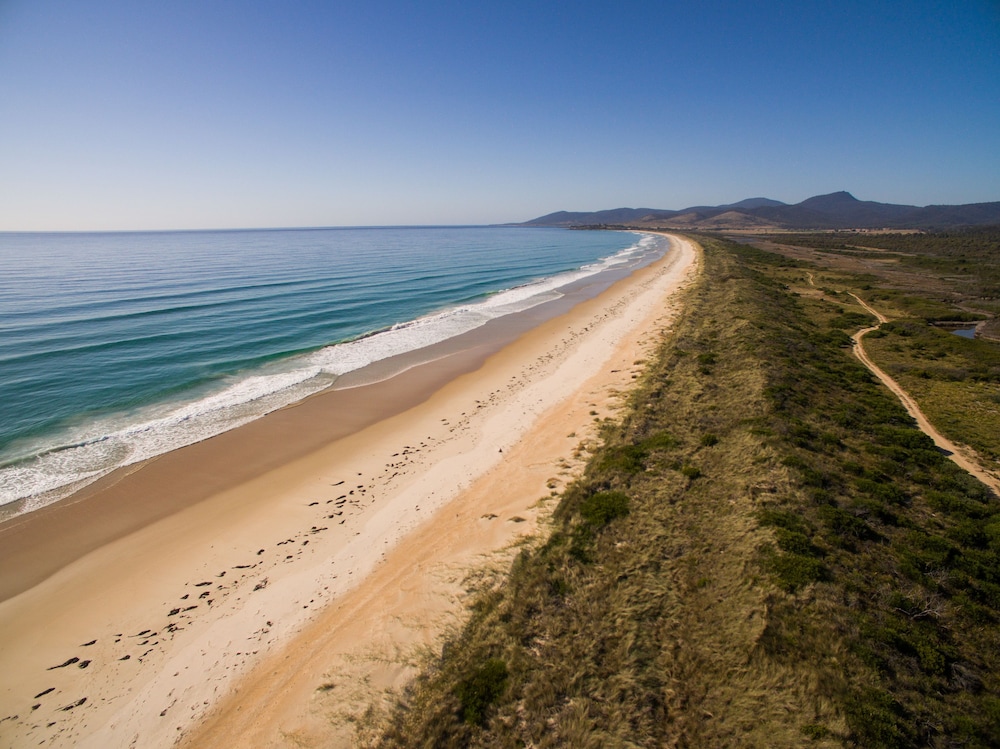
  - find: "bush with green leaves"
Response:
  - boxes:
[454,658,508,726]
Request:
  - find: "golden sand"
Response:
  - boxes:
[0,235,697,749]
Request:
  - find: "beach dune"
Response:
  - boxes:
[0,234,697,749]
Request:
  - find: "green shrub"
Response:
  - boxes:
[455,658,508,726]
[843,687,911,747]
[697,352,717,366]
[775,528,823,557]
[850,498,900,526]
[828,311,874,330]
[855,478,909,506]
[593,445,647,475]
[801,723,831,740]
[680,463,701,479]
[925,490,991,520]
[758,508,812,535]
[548,577,569,597]
[642,430,680,451]
[898,531,958,572]
[818,505,881,543]
[874,425,936,452]
[762,546,830,591]
[580,491,630,527]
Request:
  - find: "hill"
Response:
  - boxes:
[521,192,1000,230]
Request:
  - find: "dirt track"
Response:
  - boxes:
[849,293,1000,495]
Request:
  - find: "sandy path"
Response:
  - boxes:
[850,293,1000,494]
[0,235,698,749]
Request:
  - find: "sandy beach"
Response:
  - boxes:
[0,233,697,749]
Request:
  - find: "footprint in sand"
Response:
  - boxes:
[46,657,79,670]
[59,697,87,711]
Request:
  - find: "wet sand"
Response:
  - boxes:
[0,240,643,602]
[0,234,698,749]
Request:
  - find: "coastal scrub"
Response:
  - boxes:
[374,235,1000,748]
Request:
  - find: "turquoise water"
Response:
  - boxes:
[0,226,667,511]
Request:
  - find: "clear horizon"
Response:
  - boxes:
[1,190,997,236]
[1,1,998,232]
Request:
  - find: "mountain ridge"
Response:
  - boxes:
[521,191,1000,230]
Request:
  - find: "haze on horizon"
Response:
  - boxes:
[1,0,998,232]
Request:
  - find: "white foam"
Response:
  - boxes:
[0,233,667,511]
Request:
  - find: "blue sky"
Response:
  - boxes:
[1,0,998,230]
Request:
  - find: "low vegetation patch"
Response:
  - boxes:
[864,323,1000,473]
[455,658,509,726]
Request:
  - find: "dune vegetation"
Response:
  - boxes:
[371,234,1000,748]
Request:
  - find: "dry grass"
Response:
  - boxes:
[370,236,1000,748]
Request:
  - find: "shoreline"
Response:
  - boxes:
[0,237,655,603]
[0,230,653,527]
[0,234,697,749]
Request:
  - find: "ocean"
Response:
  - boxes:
[0,226,669,515]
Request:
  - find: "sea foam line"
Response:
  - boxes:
[0,233,664,512]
